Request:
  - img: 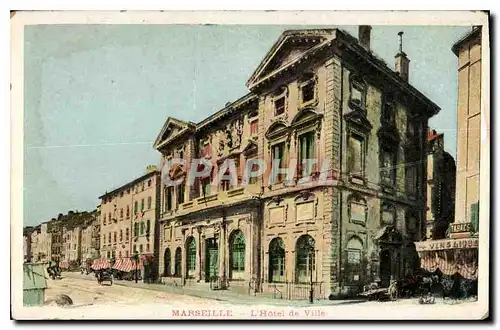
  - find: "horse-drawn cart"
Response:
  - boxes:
[96,269,113,285]
[359,280,398,301]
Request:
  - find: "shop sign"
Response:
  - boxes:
[450,222,472,233]
[415,237,479,252]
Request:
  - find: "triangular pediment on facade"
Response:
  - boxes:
[344,110,373,133]
[246,30,334,89]
[374,226,403,244]
[153,117,195,150]
[241,139,258,156]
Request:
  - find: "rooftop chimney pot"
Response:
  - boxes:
[395,31,410,82]
[359,25,372,50]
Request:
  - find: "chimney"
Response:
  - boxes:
[359,25,372,50]
[395,31,410,82]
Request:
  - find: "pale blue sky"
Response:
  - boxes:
[23,24,471,226]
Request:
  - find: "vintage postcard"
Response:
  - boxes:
[11,10,490,320]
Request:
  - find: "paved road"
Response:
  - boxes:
[45,274,218,307]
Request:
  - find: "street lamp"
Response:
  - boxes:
[221,208,228,290]
[132,251,139,283]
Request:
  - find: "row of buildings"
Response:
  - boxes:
[23,25,482,298]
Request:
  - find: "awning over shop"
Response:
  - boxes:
[91,259,111,270]
[415,238,479,280]
[111,258,142,272]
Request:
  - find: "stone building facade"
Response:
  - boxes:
[99,167,161,278]
[452,26,482,236]
[155,27,440,298]
[425,130,456,240]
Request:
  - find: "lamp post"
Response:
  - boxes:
[221,208,228,290]
[309,248,315,304]
[132,251,139,283]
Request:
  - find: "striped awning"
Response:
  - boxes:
[111,258,142,272]
[91,259,111,270]
[59,261,70,269]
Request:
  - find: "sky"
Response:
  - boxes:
[23,24,472,226]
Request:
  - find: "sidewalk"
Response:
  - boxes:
[63,272,366,307]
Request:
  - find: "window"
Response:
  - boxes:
[163,248,171,276]
[134,201,138,214]
[186,237,196,278]
[201,177,211,196]
[107,251,111,258]
[126,206,130,218]
[272,142,286,183]
[299,74,316,105]
[174,247,182,277]
[146,220,151,235]
[382,95,396,125]
[406,165,417,196]
[179,150,184,160]
[295,235,315,283]
[134,223,139,237]
[142,183,145,191]
[125,250,129,257]
[139,244,143,253]
[274,96,286,116]
[248,159,259,185]
[165,187,173,211]
[147,196,152,209]
[345,237,363,283]
[298,132,315,177]
[200,143,211,158]
[250,120,258,136]
[148,179,151,187]
[269,238,285,283]
[348,135,363,177]
[120,192,123,197]
[381,149,397,186]
[108,233,111,244]
[382,203,396,225]
[141,199,145,211]
[350,76,366,110]
[119,230,123,242]
[133,245,137,253]
[118,251,122,259]
[220,179,230,191]
[108,213,112,222]
[230,230,245,276]
[146,244,150,252]
[120,208,124,219]
[125,228,129,241]
[177,184,185,205]
[140,222,145,235]
[113,232,117,243]
[349,196,367,224]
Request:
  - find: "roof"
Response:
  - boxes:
[99,170,159,199]
[427,129,444,142]
[452,26,482,56]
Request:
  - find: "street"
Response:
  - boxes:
[44,274,218,307]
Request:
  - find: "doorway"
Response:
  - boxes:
[380,249,392,287]
[205,237,219,282]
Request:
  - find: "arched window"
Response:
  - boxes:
[146,220,151,235]
[186,237,196,278]
[163,248,171,276]
[174,247,182,277]
[345,237,364,284]
[230,230,245,277]
[147,196,152,210]
[134,222,139,237]
[269,237,285,283]
[295,235,315,283]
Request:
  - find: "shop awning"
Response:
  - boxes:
[91,259,111,270]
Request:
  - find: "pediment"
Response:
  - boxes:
[291,109,322,128]
[265,121,290,140]
[153,117,195,150]
[242,139,258,156]
[247,30,334,88]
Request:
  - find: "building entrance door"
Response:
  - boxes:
[205,238,219,282]
[380,249,392,287]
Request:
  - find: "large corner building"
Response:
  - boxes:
[154,27,440,298]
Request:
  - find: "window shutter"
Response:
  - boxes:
[471,202,479,233]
